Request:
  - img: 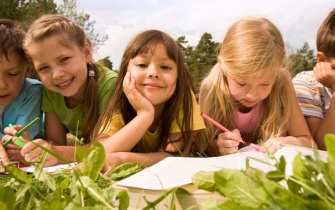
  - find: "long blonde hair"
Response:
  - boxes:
[23,14,102,142]
[198,18,291,156]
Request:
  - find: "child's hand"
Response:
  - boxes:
[0,144,10,173]
[314,62,335,91]
[102,153,125,173]
[20,139,61,167]
[123,72,154,115]
[262,138,283,154]
[216,129,242,155]
[2,125,27,161]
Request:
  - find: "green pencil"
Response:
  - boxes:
[3,117,40,147]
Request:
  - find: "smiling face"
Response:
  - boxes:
[226,71,276,108]
[27,36,92,103]
[0,49,30,106]
[127,43,178,106]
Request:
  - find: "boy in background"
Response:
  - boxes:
[292,9,335,150]
[0,19,43,167]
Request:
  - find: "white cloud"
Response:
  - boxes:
[58,0,334,69]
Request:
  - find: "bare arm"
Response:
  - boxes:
[312,91,335,149]
[312,62,335,149]
[100,72,155,153]
[265,82,315,153]
[44,112,67,146]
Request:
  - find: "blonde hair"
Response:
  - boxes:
[198,18,291,156]
[23,14,102,143]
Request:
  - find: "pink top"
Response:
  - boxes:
[234,102,264,143]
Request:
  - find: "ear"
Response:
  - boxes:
[84,41,93,62]
[316,52,326,63]
[217,56,221,64]
[24,63,32,78]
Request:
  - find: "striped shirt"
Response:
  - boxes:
[292,70,333,119]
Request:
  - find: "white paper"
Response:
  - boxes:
[19,163,76,173]
[115,146,327,190]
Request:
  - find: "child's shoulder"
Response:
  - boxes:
[25,77,42,85]
[292,70,321,88]
[24,78,42,93]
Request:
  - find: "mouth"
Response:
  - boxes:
[142,83,162,89]
[0,94,10,98]
[56,77,74,88]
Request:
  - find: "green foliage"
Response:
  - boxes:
[0,143,141,209]
[286,42,316,77]
[177,33,219,94]
[0,0,58,29]
[191,134,335,209]
[97,56,113,70]
[58,0,108,50]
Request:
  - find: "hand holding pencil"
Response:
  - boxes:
[201,113,260,155]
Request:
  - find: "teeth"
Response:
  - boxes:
[58,79,72,87]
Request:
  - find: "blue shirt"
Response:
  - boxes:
[0,78,44,140]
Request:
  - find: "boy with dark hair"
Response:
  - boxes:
[293,9,335,150]
[0,19,43,168]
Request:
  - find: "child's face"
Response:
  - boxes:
[226,71,276,108]
[127,43,178,106]
[27,36,91,102]
[0,50,29,106]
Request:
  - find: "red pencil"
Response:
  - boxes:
[201,113,246,144]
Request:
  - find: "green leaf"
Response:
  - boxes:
[266,170,285,182]
[76,142,106,181]
[76,176,114,209]
[325,134,335,187]
[4,165,34,184]
[115,190,129,210]
[0,186,16,209]
[191,171,217,192]
[105,162,143,181]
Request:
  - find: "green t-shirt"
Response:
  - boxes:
[42,68,118,141]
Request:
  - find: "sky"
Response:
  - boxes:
[56,0,334,69]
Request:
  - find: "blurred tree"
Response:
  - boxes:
[0,0,57,28]
[286,42,316,76]
[177,33,219,94]
[189,33,219,92]
[58,0,108,50]
[97,56,113,70]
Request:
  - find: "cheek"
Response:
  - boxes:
[228,83,243,99]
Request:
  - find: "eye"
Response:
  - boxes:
[137,63,148,68]
[261,83,270,87]
[7,72,19,76]
[38,65,49,72]
[60,57,69,63]
[237,82,247,86]
[161,65,172,70]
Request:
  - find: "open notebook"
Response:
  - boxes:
[115,145,327,190]
[19,163,76,173]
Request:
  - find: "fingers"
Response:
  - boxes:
[0,144,10,173]
[262,140,282,154]
[314,62,335,90]
[21,139,50,163]
[216,129,242,155]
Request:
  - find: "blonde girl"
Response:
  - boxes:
[3,14,117,166]
[91,30,205,170]
[198,18,315,156]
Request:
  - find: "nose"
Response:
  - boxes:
[52,67,66,80]
[244,86,259,100]
[0,76,7,90]
[147,65,159,79]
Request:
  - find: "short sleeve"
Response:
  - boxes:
[170,91,206,133]
[292,71,324,119]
